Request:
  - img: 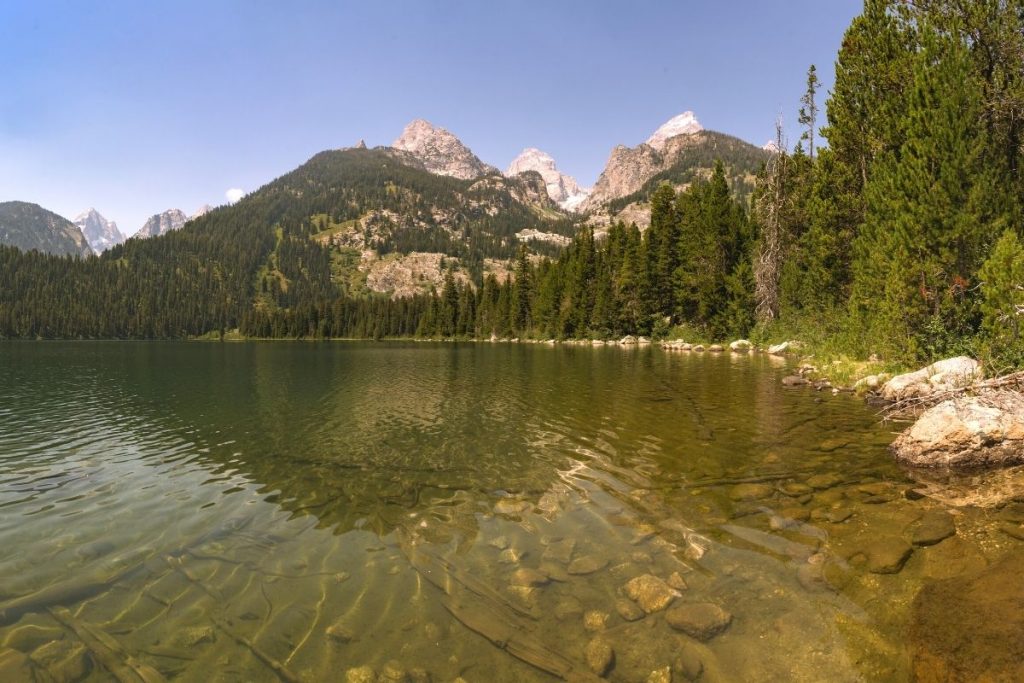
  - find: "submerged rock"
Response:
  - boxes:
[880,356,982,402]
[782,375,808,387]
[583,610,610,632]
[623,574,679,613]
[510,567,549,587]
[568,555,609,575]
[585,638,615,676]
[665,602,733,641]
[729,483,774,501]
[855,537,914,574]
[646,666,672,683]
[912,511,957,547]
[346,666,377,683]
[615,598,645,622]
[890,393,1024,468]
[911,550,1024,681]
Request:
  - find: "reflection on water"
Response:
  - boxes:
[0,342,1020,681]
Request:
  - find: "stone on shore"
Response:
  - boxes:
[708,344,724,353]
[729,339,752,352]
[782,375,808,386]
[665,602,733,641]
[880,356,982,402]
[890,392,1024,468]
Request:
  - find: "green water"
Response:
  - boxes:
[0,342,1019,682]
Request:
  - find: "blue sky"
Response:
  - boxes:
[0,1,862,235]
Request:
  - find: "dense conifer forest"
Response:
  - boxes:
[1,0,1022,368]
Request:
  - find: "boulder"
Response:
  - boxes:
[692,344,705,352]
[768,340,803,355]
[890,393,1024,468]
[708,344,724,353]
[782,375,808,387]
[620,336,638,345]
[729,339,752,352]
[880,357,982,402]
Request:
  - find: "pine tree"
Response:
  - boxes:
[978,228,1024,364]
[798,65,820,160]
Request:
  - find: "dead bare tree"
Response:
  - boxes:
[754,116,788,324]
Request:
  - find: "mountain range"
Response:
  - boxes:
[0,112,769,298]
[0,201,92,257]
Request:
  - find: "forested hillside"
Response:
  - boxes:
[0,201,92,258]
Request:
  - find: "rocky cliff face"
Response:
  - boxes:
[74,208,125,253]
[506,148,590,211]
[136,209,188,239]
[391,119,498,180]
[0,201,92,257]
[582,111,707,211]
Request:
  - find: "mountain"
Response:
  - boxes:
[645,111,703,149]
[581,111,771,217]
[0,201,92,257]
[391,119,499,180]
[192,204,214,219]
[74,208,125,253]
[136,209,188,239]
[506,148,591,211]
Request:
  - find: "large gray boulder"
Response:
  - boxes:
[890,392,1024,468]
[880,357,982,402]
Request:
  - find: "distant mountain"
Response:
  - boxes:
[506,148,590,211]
[581,111,771,217]
[391,119,499,180]
[136,209,188,239]
[74,208,125,253]
[0,201,92,257]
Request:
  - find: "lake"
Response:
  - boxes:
[0,342,1019,682]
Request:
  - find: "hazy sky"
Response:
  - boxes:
[1,1,862,235]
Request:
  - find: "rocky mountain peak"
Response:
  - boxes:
[506,148,590,211]
[191,205,214,219]
[391,119,498,180]
[645,111,703,150]
[74,208,125,253]
[136,208,188,239]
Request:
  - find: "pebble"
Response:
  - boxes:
[667,571,688,591]
[806,473,842,490]
[583,610,610,632]
[646,666,672,683]
[665,602,733,641]
[327,621,355,643]
[510,568,549,587]
[568,555,609,575]
[584,638,615,676]
[675,646,704,681]
[346,666,377,683]
[493,499,530,515]
[729,483,774,502]
[555,597,583,620]
[825,507,854,524]
[380,660,408,682]
[499,548,523,564]
[780,482,813,497]
[912,511,956,547]
[541,538,575,564]
[623,574,679,613]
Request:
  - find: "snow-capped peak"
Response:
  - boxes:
[506,148,590,211]
[73,207,125,253]
[645,111,703,150]
[762,140,781,153]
